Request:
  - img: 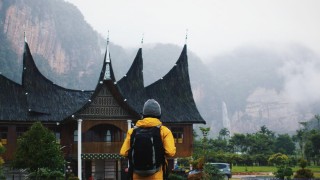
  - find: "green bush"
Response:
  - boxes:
[202,163,224,180]
[27,168,64,180]
[168,173,185,180]
[294,168,314,178]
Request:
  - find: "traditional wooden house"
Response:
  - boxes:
[0,37,205,179]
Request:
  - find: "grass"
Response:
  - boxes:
[231,166,320,178]
[232,166,276,173]
[232,165,320,173]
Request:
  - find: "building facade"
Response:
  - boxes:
[0,39,205,180]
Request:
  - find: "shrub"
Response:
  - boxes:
[168,173,185,180]
[268,153,293,179]
[294,168,314,179]
[294,158,314,179]
[202,163,224,180]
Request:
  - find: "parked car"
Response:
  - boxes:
[208,163,232,179]
[188,163,232,180]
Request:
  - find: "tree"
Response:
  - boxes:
[199,127,210,161]
[0,142,5,179]
[268,153,293,179]
[218,128,230,140]
[12,122,64,179]
[305,130,320,165]
[229,133,248,153]
[274,134,295,155]
[294,158,314,179]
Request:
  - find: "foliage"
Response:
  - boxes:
[294,158,314,179]
[27,168,64,180]
[193,124,320,168]
[268,153,289,166]
[294,168,314,178]
[202,163,224,180]
[11,121,64,177]
[268,153,293,179]
[67,173,79,180]
[0,142,5,179]
[168,173,185,180]
[298,158,308,169]
[0,143,4,165]
[274,134,295,155]
[274,166,293,179]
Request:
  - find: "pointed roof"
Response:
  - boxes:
[74,39,140,119]
[100,37,116,82]
[145,45,205,124]
[117,48,147,114]
[20,41,93,121]
[0,38,205,124]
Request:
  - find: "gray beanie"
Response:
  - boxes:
[142,99,161,117]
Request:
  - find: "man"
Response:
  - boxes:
[120,99,176,179]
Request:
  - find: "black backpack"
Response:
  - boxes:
[128,126,167,178]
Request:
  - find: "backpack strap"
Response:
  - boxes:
[128,127,138,180]
[162,161,168,180]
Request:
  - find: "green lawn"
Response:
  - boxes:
[232,166,320,173]
[232,166,320,178]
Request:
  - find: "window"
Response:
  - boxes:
[171,127,184,143]
[0,127,8,145]
[105,130,111,142]
[55,132,61,144]
[74,130,78,142]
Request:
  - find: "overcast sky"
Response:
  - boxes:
[65,0,320,60]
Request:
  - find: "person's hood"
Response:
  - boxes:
[135,117,162,128]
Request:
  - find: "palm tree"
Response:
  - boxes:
[219,128,230,140]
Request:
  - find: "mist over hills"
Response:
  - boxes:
[206,44,320,135]
[1,0,319,135]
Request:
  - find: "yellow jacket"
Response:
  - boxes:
[120,117,176,179]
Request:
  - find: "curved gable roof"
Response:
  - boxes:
[117,48,147,114]
[145,45,205,124]
[21,41,93,121]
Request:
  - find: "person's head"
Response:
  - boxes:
[142,99,161,119]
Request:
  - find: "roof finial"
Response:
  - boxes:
[107,30,109,45]
[140,33,144,48]
[185,29,188,45]
[105,30,110,63]
[24,31,27,43]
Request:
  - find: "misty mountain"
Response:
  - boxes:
[1,0,319,135]
[205,44,320,134]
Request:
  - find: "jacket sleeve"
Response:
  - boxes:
[161,126,176,157]
[120,128,133,157]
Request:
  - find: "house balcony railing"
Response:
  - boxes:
[71,142,123,154]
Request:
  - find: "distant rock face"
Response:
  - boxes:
[4,4,69,73]
[230,88,314,134]
[1,0,104,90]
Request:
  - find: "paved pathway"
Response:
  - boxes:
[232,174,276,180]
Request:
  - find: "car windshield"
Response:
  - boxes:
[211,163,228,169]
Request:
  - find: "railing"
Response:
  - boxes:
[71,142,123,154]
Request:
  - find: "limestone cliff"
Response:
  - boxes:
[0,0,103,89]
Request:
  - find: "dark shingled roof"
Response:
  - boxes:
[117,45,205,124]
[1,40,205,124]
[0,75,27,120]
[117,48,147,114]
[74,41,140,119]
[0,41,93,121]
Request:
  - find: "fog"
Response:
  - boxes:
[63,0,320,133]
[65,0,320,61]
